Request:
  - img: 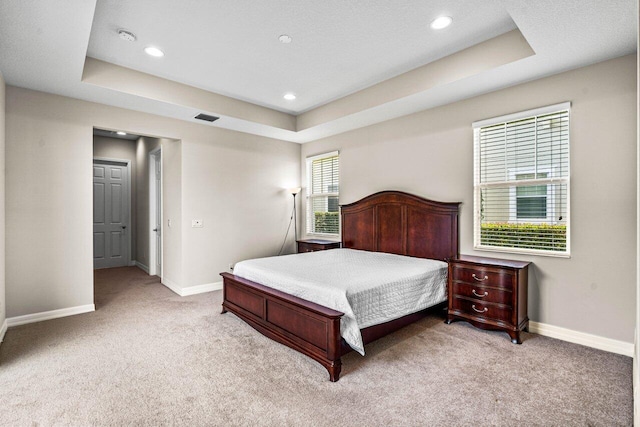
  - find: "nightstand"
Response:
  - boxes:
[446,255,530,344]
[296,239,341,253]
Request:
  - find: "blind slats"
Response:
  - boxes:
[475,108,570,255]
[307,153,340,235]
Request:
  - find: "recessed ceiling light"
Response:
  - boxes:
[430,16,452,30]
[278,34,292,44]
[116,131,127,136]
[144,46,164,57]
[118,29,137,42]
[283,93,296,101]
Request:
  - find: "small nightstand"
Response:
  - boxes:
[297,239,341,253]
[446,255,530,344]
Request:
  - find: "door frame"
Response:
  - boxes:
[149,147,162,277]
[93,157,133,268]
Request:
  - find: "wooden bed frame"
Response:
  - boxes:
[221,191,460,381]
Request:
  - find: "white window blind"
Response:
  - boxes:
[306,151,339,235]
[473,103,570,256]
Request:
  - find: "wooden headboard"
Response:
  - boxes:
[341,191,460,261]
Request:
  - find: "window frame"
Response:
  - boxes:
[473,102,571,257]
[305,151,340,237]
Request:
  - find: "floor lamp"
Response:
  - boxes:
[289,187,301,241]
[278,187,302,256]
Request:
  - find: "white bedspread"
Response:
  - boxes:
[232,248,447,355]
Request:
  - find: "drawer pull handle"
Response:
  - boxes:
[472,304,488,313]
[472,273,489,282]
[472,289,488,298]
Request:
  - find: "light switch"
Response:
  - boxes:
[192,219,203,228]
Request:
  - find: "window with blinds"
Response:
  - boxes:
[473,103,570,256]
[306,151,339,235]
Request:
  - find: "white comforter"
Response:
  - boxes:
[232,248,447,355]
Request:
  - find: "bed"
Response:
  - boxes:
[220,191,460,381]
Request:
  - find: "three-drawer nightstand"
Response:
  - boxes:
[296,239,341,253]
[446,255,530,344]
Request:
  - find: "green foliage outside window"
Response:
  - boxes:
[480,223,566,251]
[314,212,340,235]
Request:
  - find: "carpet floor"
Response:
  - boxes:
[0,266,632,426]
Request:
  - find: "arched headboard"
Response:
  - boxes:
[341,191,460,261]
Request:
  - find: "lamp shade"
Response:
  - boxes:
[288,187,302,195]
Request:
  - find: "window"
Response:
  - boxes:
[473,103,570,256]
[514,172,548,219]
[306,151,339,235]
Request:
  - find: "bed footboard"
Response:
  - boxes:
[220,272,345,381]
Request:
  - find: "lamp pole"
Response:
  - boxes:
[292,192,297,241]
[289,187,301,243]
[278,187,302,256]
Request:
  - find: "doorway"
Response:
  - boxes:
[149,148,162,277]
[92,128,166,285]
[93,159,132,269]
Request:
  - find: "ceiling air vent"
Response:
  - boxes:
[194,113,220,122]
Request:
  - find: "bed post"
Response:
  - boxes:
[221,278,228,314]
[326,317,342,381]
[220,273,345,381]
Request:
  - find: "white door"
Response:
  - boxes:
[93,160,130,269]
[149,149,162,277]
[154,152,162,276]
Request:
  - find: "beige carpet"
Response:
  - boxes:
[0,266,632,426]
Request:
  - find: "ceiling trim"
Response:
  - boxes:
[296,29,534,131]
[80,29,534,143]
[82,57,297,131]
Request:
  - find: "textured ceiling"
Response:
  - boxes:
[87,0,517,114]
[0,0,637,143]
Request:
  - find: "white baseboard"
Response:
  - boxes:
[161,278,222,297]
[529,321,633,357]
[128,260,136,266]
[6,304,96,328]
[161,277,182,296]
[0,319,7,344]
[181,281,223,296]
[135,261,149,274]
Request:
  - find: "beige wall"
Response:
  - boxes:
[134,136,162,269]
[301,54,637,343]
[93,135,138,263]
[0,71,5,331]
[161,138,182,287]
[180,126,300,286]
[5,86,300,317]
[6,94,94,316]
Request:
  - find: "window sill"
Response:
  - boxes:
[474,245,571,259]
[305,233,340,241]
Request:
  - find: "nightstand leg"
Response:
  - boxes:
[508,330,522,344]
